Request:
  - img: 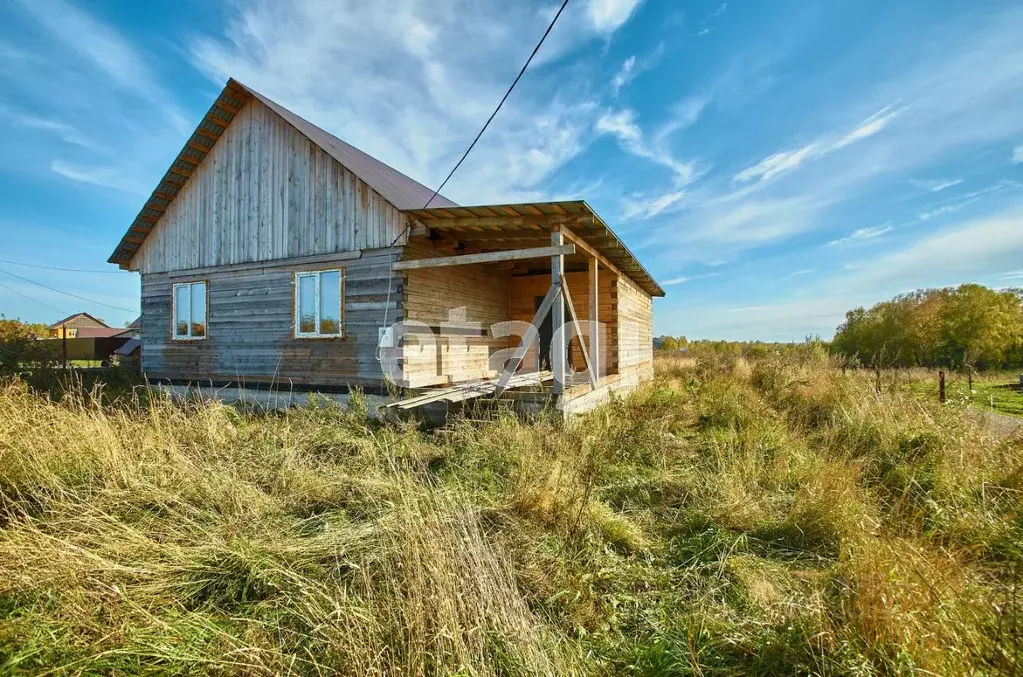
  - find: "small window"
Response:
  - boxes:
[294,269,343,338]
[172,281,207,340]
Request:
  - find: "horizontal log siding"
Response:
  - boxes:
[508,271,617,374]
[140,249,400,386]
[616,274,653,377]
[131,98,405,274]
[401,244,512,387]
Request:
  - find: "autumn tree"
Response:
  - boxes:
[831,284,1023,369]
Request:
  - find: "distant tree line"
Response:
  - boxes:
[831,284,1023,370]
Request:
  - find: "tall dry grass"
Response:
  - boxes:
[1,352,1022,675]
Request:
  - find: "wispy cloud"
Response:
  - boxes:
[826,224,893,246]
[610,56,636,95]
[190,0,641,205]
[910,178,962,192]
[595,108,696,185]
[9,114,101,152]
[917,180,1019,220]
[734,105,901,185]
[50,160,146,195]
[1014,145,1023,163]
[842,207,1023,291]
[10,0,188,132]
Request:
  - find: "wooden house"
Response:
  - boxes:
[108,80,664,413]
[48,312,109,339]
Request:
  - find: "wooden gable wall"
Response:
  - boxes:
[130,98,406,274]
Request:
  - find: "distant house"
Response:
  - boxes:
[107,79,664,412]
[48,312,109,339]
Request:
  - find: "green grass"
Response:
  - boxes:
[1,355,1022,675]
[904,369,1023,418]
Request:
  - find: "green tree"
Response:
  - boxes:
[0,318,58,375]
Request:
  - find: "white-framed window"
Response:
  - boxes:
[172,281,208,340]
[294,269,343,338]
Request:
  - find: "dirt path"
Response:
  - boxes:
[971,409,1023,438]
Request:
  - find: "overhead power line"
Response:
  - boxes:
[0,268,137,314]
[417,0,572,212]
[0,281,69,315]
[0,258,128,274]
[381,0,571,339]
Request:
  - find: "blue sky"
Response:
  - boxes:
[1,0,1022,339]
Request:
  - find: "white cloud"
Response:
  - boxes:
[826,224,893,246]
[733,143,819,183]
[10,115,101,152]
[189,0,641,205]
[10,0,188,133]
[595,108,696,184]
[734,105,900,185]
[1014,145,1023,163]
[622,189,685,220]
[917,180,1019,220]
[50,160,146,195]
[662,276,690,286]
[585,0,644,34]
[610,55,636,94]
[910,178,962,192]
[844,207,1023,291]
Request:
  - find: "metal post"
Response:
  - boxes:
[551,229,566,395]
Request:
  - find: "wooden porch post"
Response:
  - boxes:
[588,257,599,379]
[551,229,566,395]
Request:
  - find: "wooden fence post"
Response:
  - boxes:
[938,370,946,403]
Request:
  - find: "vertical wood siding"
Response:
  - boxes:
[131,99,405,274]
[139,249,401,386]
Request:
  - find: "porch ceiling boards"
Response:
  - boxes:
[403,200,665,297]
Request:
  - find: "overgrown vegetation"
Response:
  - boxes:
[0,318,56,376]
[2,351,1022,675]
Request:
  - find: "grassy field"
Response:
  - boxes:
[2,354,1023,675]
[904,369,1023,418]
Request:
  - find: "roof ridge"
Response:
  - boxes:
[232,80,456,209]
[232,79,458,210]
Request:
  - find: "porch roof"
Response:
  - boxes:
[403,200,665,297]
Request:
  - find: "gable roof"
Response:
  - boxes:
[48,312,108,330]
[108,78,456,268]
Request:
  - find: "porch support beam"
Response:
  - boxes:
[556,224,625,280]
[589,257,600,380]
[392,244,575,271]
[560,274,598,389]
[551,230,567,396]
[494,281,562,396]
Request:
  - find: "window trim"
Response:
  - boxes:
[170,280,209,341]
[293,268,345,339]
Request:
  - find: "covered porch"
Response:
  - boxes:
[391,201,662,414]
